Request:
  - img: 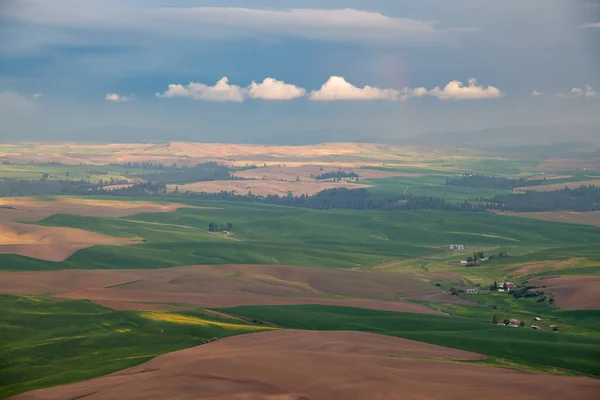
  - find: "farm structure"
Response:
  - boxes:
[465,288,479,294]
[449,244,465,250]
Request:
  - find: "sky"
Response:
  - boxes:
[0,0,599,144]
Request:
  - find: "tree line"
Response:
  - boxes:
[313,171,359,181]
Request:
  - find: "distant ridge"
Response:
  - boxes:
[404,123,600,147]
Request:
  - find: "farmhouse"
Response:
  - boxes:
[509,319,520,326]
[449,244,465,250]
[465,288,479,294]
[534,317,542,321]
[460,261,468,265]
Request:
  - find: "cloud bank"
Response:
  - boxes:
[157,77,505,102]
[7,3,469,46]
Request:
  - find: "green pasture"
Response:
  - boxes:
[223,304,600,377]
[1,198,599,271]
[0,294,267,399]
[0,164,161,184]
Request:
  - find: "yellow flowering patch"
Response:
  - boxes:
[141,312,276,331]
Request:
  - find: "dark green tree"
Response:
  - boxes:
[492,314,499,324]
[208,222,217,232]
[225,222,233,232]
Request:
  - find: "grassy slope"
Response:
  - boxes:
[223,304,600,377]
[0,294,269,399]
[1,199,599,271]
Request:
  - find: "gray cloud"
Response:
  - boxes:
[6,1,470,46]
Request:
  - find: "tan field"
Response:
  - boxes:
[526,174,573,181]
[0,264,442,314]
[0,224,137,262]
[514,180,600,192]
[172,180,372,196]
[0,197,203,261]
[10,330,599,400]
[498,211,600,226]
[531,276,600,310]
[0,142,407,166]
[234,164,423,181]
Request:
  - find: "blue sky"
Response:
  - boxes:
[0,0,599,143]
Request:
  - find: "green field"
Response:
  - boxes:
[222,304,600,377]
[0,294,270,399]
[1,198,599,273]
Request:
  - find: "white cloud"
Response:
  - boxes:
[532,90,542,96]
[428,78,503,100]
[105,93,130,102]
[582,22,600,28]
[557,84,597,98]
[309,76,400,101]
[32,93,44,99]
[247,78,306,100]
[0,92,36,113]
[572,85,597,98]
[156,77,245,102]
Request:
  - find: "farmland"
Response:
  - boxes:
[0,294,270,399]
[1,141,600,399]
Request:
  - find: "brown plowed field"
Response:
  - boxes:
[10,330,599,400]
[0,197,201,261]
[171,180,372,196]
[498,211,600,227]
[0,265,441,314]
[531,276,600,310]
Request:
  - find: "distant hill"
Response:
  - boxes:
[404,124,600,147]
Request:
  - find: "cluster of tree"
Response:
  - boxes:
[446,174,529,189]
[484,185,600,212]
[0,179,97,197]
[109,162,171,169]
[510,286,544,299]
[208,222,233,232]
[487,251,508,260]
[466,251,486,265]
[312,171,359,181]
[139,162,232,184]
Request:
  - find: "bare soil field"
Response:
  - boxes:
[11,330,599,400]
[234,165,423,181]
[514,180,600,192]
[0,265,442,314]
[498,211,600,227]
[0,197,200,261]
[531,276,600,310]
[172,180,372,196]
